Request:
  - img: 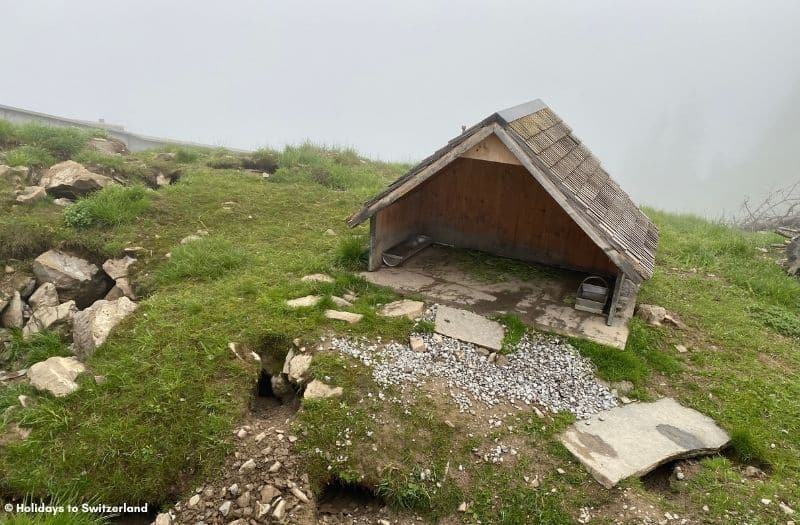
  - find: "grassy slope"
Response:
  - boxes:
[0,121,798,523]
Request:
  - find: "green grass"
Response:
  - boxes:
[2,134,800,523]
[16,123,92,160]
[64,185,152,228]
[1,331,72,369]
[494,313,527,354]
[3,145,56,168]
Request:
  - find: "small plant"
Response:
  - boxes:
[1,331,70,369]
[206,151,242,170]
[749,305,800,338]
[0,119,18,146]
[335,234,368,270]
[494,313,527,353]
[64,185,151,228]
[174,147,200,163]
[3,145,56,168]
[0,217,57,259]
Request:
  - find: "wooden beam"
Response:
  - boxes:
[607,271,625,326]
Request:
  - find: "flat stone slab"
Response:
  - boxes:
[324,310,362,324]
[286,295,321,308]
[378,299,425,320]
[560,398,730,488]
[434,305,504,351]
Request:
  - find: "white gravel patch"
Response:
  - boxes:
[331,314,617,419]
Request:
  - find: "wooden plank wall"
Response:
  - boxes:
[374,157,618,277]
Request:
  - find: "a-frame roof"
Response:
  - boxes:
[347,99,658,282]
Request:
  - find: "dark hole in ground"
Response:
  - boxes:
[317,478,385,516]
[641,461,676,493]
[251,369,299,415]
[108,508,159,525]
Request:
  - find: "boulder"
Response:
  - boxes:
[1,291,24,328]
[86,137,129,156]
[2,273,37,299]
[39,160,113,199]
[104,278,136,301]
[28,282,59,310]
[15,186,47,204]
[72,297,138,358]
[22,301,77,339]
[787,237,800,276]
[32,250,111,308]
[102,256,136,280]
[27,356,86,397]
[324,310,363,324]
[636,304,687,329]
[409,335,426,352]
[379,299,426,320]
[287,354,313,384]
[304,379,343,400]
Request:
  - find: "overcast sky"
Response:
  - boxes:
[2,1,799,215]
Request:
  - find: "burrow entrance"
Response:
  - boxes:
[316,478,385,517]
[251,369,299,415]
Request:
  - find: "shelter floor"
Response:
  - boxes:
[360,245,635,348]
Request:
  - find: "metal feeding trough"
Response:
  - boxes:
[575,276,609,314]
[382,234,433,267]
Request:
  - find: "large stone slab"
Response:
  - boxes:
[560,398,730,488]
[434,305,504,351]
[32,250,111,308]
[27,356,86,397]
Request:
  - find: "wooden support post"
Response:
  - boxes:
[367,215,380,271]
[607,271,625,326]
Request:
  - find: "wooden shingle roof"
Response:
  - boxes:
[348,99,658,282]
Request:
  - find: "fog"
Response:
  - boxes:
[2,0,799,216]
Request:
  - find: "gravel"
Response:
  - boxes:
[331,308,617,419]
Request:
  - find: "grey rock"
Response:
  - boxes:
[87,137,129,155]
[434,305,504,351]
[72,297,138,358]
[324,309,362,324]
[39,160,113,199]
[286,295,321,308]
[378,299,425,320]
[22,300,77,339]
[16,186,47,204]
[303,379,343,400]
[27,356,86,397]
[104,277,136,301]
[287,354,313,384]
[102,256,137,280]
[32,250,111,308]
[271,499,286,520]
[260,484,280,502]
[29,282,59,310]
[560,398,730,488]
[300,273,334,283]
[218,501,232,517]
[152,513,172,525]
[1,291,24,328]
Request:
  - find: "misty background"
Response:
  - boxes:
[1,0,799,216]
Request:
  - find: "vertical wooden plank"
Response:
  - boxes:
[368,215,380,271]
[607,271,625,326]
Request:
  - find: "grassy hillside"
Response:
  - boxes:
[0,120,798,524]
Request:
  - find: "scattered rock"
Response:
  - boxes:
[458,502,468,512]
[1,291,23,328]
[610,380,634,394]
[271,499,286,519]
[102,256,136,280]
[780,502,795,515]
[301,273,334,284]
[409,335,426,352]
[52,198,73,206]
[27,356,86,397]
[15,186,47,204]
[324,309,362,324]
[286,295,322,308]
[288,354,313,384]
[238,458,256,473]
[22,300,77,339]
[378,299,425,320]
[87,137,129,155]
[290,485,309,503]
[331,296,353,308]
[304,379,343,400]
[268,461,282,473]
[324,229,336,236]
[32,250,111,308]
[744,465,766,478]
[260,485,279,502]
[28,283,59,310]
[434,305,504,351]
[72,297,138,358]
[636,304,687,329]
[151,512,172,525]
[675,344,689,353]
[39,160,113,199]
[218,500,232,516]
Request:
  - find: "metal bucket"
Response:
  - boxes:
[575,276,609,314]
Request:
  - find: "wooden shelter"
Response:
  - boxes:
[347,99,658,324]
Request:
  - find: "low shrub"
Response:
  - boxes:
[729,428,770,467]
[64,185,151,228]
[242,148,280,173]
[0,119,18,146]
[206,151,242,170]
[16,123,89,160]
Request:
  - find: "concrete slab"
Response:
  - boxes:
[560,398,730,488]
[361,245,636,348]
[434,305,504,351]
